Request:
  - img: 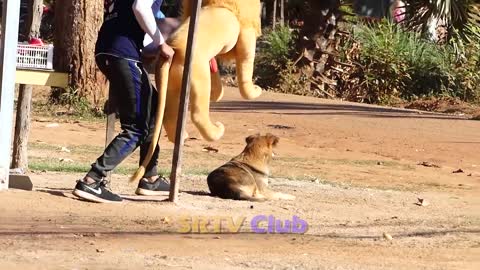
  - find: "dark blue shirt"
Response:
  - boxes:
[95,0,145,61]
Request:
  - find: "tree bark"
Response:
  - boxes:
[295,0,342,96]
[280,0,284,27]
[272,0,277,29]
[23,0,43,40]
[11,85,33,170]
[53,0,107,106]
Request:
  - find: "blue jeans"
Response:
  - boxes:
[87,54,160,181]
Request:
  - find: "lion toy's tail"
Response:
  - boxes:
[130,59,170,183]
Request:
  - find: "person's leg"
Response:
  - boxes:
[135,64,170,195]
[74,55,153,202]
[139,63,160,180]
[86,57,152,180]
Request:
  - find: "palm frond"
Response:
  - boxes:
[403,0,479,37]
[402,0,480,56]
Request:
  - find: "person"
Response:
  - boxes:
[72,0,176,203]
[390,0,406,23]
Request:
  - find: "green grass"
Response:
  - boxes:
[28,158,210,176]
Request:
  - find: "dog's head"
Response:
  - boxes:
[243,133,279,164]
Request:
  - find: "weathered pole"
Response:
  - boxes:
[168,0,202,202]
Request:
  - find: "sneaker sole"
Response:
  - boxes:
[73,189,122,203]
[135,188,169,196]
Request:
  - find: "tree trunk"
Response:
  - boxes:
[272,0,277,29]
[24,0,43,40]
[53,0,107,106]
[11,85,32,170]
[280,0,284,27]
[296,0,343,97]
[263,0,274,27]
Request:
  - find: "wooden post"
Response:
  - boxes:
[0,0,21,190]
[11,84,33,170]
[168,0,202,203]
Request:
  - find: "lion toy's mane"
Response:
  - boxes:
[181,0,261,37]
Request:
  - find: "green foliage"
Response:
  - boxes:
[275,61,310,96]
[449,26,480,102]
[403,0,480,57]
[48,87,104,119]
[338,21,480,104]
[262,26,295,66]
[255,26,296,89]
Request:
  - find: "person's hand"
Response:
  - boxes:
[142,42,159,59]
[159,43,174,61]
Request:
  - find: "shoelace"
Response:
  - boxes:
[98,179,113,191]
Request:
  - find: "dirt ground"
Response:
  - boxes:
[1,87,479,270]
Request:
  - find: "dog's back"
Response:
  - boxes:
[207,133,292,201]
[207,161,257,200]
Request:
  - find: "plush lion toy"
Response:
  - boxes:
[131,0,263,182]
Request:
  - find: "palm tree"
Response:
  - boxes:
[402,0,480,54]
[293,0,479,97]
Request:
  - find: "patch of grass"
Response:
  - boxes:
[30,160,92,173]
[276,157,414,170]
[29,158,210,176]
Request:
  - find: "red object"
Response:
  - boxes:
[209,58,218,73]
[43,5,50,14]
[29,38,44,46]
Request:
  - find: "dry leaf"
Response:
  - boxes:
[160,217,171,224]
[452,169,464,173]
[416,198,429,206]
[417,161,440,168]
[383,232,393,241]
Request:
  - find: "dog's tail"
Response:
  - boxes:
[130,59,170,183]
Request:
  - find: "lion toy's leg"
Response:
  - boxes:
[164,7,242,142]
[235,28,262,100]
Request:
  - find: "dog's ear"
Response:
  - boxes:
[245,133,260,144]
[265,133,279,147]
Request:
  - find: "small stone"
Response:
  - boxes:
[452,169,464,173]
[96,248,105,253]
[45,123,59,128]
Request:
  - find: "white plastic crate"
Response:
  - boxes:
[16,44,54,70]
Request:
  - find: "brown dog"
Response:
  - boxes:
[207,133,295,201]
